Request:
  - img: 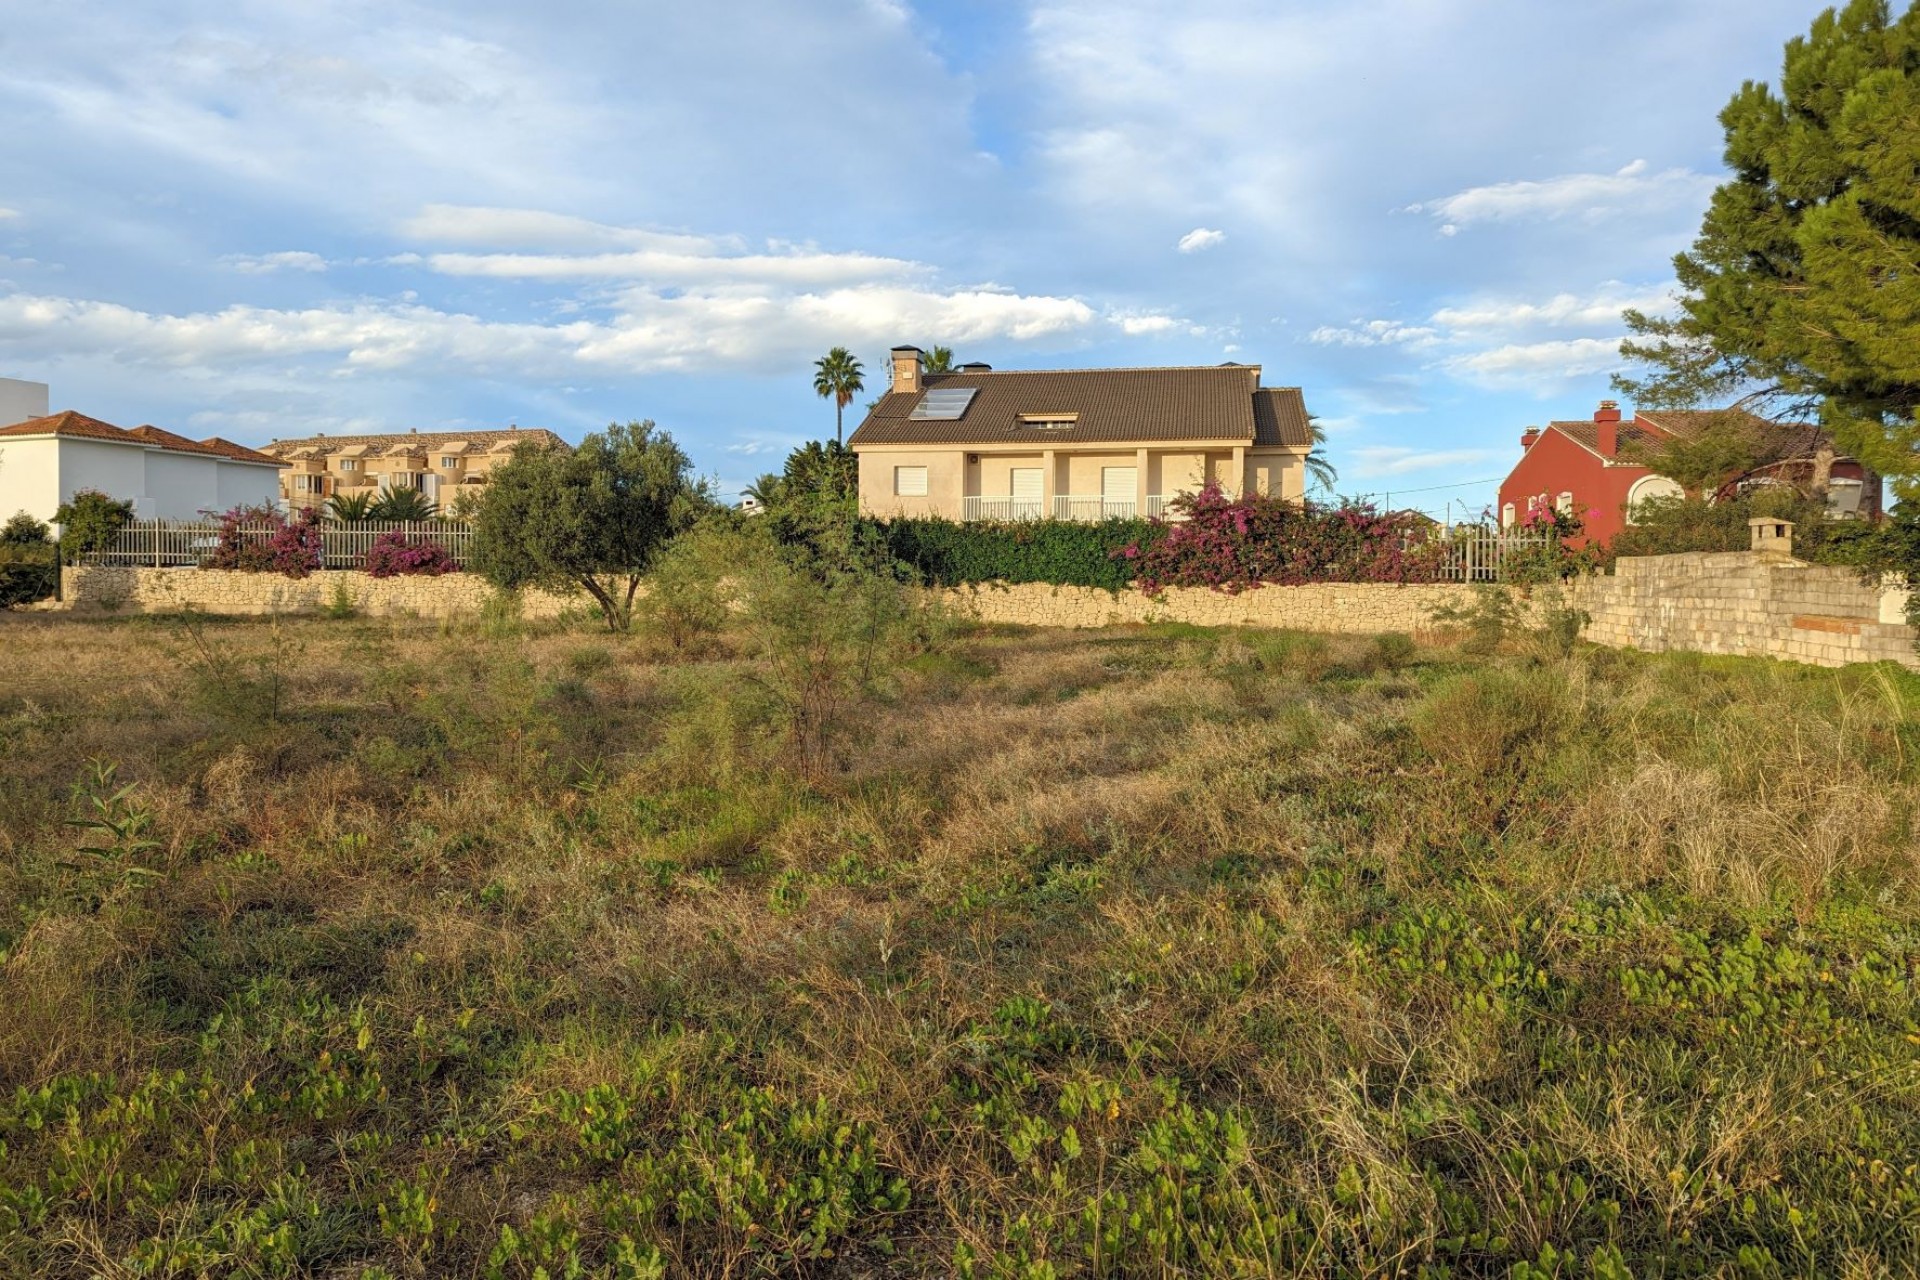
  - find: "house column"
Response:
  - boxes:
[1135,447,1149,517]
[1230,445,1246,499]
[1042,449,1057,519]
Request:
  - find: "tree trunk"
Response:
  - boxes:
[1811,445,1835,499]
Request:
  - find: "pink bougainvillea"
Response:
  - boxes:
[201,504,324,578]
[1116,484,1452,594]
[361,530,456,578]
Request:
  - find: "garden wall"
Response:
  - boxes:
[937,581,1483,635]
[58,566,579,620]
[1567,552,1917,670]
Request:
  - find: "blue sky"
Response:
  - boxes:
[0,0,1827,516]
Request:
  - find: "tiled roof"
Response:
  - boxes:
[0,411,284,465]
[194,436,286,466]
[849,365,1309,448]
[1550,409,1832,461]
[262,427,566,458]
[0,410,139,444]
[1253,388,1313,448]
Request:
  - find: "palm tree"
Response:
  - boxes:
[742,473,786,509]
[326,491,375,522]
[370,485,438,522]
[920,346,956,374]
[1305,417,1338,495]
[812,348,865,445]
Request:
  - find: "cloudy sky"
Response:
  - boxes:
[0,0,1825,514]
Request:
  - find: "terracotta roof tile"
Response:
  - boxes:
[0,410,137,443]
[195,436,287,466]
[262,427,566,458]
[848,366,1308,448]
[1253,388,1313,448]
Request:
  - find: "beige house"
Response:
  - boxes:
[849,349,1314,521]
[262,426,566,511]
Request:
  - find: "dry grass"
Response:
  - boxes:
[2,609,1920,1277]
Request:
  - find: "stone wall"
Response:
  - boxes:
[58,565,580,620]
[1566,552,1917,669]
[52,554,1920,672]
[937,581,1480,635]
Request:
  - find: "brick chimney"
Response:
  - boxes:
[1594,400,1621,457]
[891,346,923,396]
[1521,427,1540,451]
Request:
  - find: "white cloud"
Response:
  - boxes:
[399,205,725,254]
[0,282,1100,378]
[223,250,329,275]
[423,247,926,288]
[1308,320,1439,349]
[1350,446,1499,478]
[1408,160,1714,232]
[1432,283,1673,333]
[1441,336,1625,387]
[0,208,19,221]
[1176,227,1225,254]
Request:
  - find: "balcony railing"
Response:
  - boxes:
[961,495,1175,522]
[962,495,1047,522]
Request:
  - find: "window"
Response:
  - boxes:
[338,459,357,472]
[894,465,929,497]
[1019,415,1076,431]
[439,456,461,469]
[294,474,326,495]
[1625,474,1684,524]
[1501,502,1516,529]
[1555,491,1574,516]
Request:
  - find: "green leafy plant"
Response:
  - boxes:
[472,421,708,632]
[52,488,134,557]
[326,491,376,521]
[368,486,438,522]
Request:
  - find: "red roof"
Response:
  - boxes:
[0,410,137,443]
[0,412,283,466]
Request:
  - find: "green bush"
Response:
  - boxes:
[880,516,1158,590]
[51,489,134,557]
[0,512,55,608]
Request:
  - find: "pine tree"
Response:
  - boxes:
[1617,0,1920,496]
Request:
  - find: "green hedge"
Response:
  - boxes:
[879,517,1161,590]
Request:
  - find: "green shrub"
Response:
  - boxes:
[881,515,1156,590]
[0,512,55,608]
[51,488,133,557]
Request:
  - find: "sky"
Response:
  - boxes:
[0,0,1832,517]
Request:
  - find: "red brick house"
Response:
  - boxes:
[1496,401,1882,547]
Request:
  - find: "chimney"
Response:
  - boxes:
[891,345,923,396]
[959,361,992,373]
[1595,400,1620,457]
[1521,426,1540,451]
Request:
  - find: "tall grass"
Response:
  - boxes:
[1,609,1918,1276]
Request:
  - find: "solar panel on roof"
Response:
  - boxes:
[909,388,978,420]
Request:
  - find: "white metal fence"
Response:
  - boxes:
[86,520,476,570]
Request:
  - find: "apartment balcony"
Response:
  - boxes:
[961,494,1172,523]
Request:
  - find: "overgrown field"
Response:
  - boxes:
[2,612,1919,1277]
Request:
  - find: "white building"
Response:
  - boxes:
[0,411,287,523]
[0,377,50,428]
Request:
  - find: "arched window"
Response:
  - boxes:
[1555,492,1574,516]
[1625,474,1684,524]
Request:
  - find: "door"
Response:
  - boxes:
[1101,466,1137,518]
[1010,467,1042,520]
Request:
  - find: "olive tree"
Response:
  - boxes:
[471,420,708,631]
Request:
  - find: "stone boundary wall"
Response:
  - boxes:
[937,581,1482,635]
[1566,552,1917,670]
[50,555,1920,672]
[57,565,580,620]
